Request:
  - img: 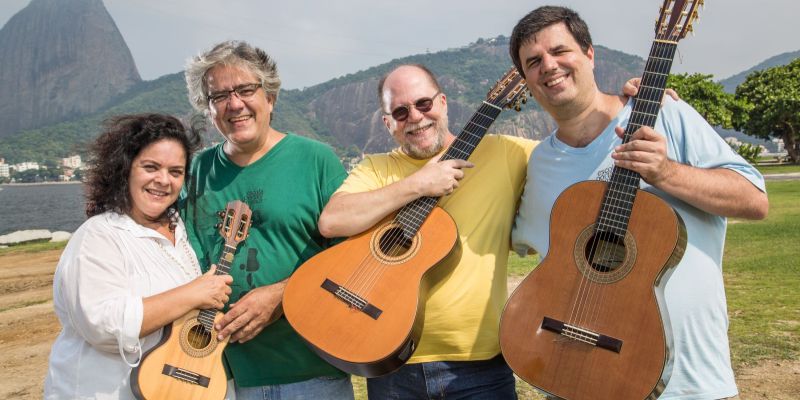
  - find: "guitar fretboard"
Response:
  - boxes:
[394,101,504,238]
[598,40,677,236]
[197,244,237,331]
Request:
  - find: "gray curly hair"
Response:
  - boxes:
[185,40,281,114]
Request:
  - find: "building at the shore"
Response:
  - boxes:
[0,160,8,178]
[12,161,40,173]
[62,155,82,169]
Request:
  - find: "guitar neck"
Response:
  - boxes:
[600,40,677,236]
[395,101,505,237]
[197,244,237,330]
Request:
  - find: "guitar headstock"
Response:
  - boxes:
[486,67,529,111]
[656,0,703,42]
[216,200,252,247]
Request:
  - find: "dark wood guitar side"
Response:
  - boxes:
[284,68,530,377]
[499,1,701,398]
[130,200,252,400]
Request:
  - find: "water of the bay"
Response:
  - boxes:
[0,183,86,236]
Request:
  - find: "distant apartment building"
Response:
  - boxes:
[773,138,785,153]
[13,161,39,173]
[0,161,9,178]
[62,155,82,169]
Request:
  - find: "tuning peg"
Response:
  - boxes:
[215,223,223,229]
[217,210,226,218]
[521,98,527,104]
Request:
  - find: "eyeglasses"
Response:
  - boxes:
[385,91,441,122]
[207,83,262,105]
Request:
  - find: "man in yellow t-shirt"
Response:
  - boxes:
[317,63,537,398]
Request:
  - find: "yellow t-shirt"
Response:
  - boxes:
[336,134,537,362]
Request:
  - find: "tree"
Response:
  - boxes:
[734,59,800,163]
[666,73,746,129]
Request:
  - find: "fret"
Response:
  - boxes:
[483,101,503,111]
[631,111,659,118]
[466,120,490,131]
[636,98,661,106]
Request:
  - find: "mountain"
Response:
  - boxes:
[0,36,646,164]
[718,50,800,93]
[0,0,141,138]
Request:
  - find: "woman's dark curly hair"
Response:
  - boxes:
[84,113,202,218]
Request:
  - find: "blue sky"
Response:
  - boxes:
[1,0,797,89]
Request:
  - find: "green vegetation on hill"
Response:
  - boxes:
[0,36,645,164]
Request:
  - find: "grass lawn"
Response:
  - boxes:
[756,163,800,175]
[725,180,800,367]
[8,181,795,398]
[0,240,66,256]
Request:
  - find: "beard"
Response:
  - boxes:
[401,114,449,159]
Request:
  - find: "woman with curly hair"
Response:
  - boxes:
[44,114,233,399]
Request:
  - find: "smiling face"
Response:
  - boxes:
[206,64,273,154]
[127,139,186,226]
[381,66,452,159]
[517,22,597,114]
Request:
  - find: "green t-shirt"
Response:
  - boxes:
[180,133,347,386]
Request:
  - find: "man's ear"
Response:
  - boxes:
[382,115,392,132]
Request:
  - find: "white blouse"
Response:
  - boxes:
[44,211,201,400]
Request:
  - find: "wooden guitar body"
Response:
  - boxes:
[131,310,229,400]
[131,200,252,400]
[284,206,458,377]
[500,181,686,400]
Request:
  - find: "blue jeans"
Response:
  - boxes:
[367,354,517,399]
[234,376,354,400]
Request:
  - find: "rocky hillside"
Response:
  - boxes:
[0,0,141,138]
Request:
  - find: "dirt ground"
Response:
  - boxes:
[1,251,797,399]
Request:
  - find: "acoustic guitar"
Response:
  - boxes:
[499,1,702,399]
[283,68,529,377]
[131,200,252,400]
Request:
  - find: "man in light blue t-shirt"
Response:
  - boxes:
[508,6,769,400]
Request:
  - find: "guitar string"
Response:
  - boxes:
[340,102,502,303]
[574,38,669,332]
[569,36,672,334]
[585,38,673,332]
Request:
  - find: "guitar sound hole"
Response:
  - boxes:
[378,227,413,258]
[186,325,212,349]
[585,232,626,273]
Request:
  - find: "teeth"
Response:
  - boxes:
[146,189,168,197]
[545,76,566,87]
[230,116,251,122]
[407,123,433,135]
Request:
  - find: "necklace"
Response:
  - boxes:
[153,238,201,281]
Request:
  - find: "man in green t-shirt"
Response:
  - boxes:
[180,40,352,399]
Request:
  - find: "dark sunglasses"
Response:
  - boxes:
[385,91,441,121]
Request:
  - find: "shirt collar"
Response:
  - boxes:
[104,211,188,242]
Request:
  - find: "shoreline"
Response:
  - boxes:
[0,181,83,187]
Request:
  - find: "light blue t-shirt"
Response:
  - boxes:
[512,97,765,400]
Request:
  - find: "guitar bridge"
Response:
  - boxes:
[541,316,623,353]
[321,279,383,320]
[162,364,211,387]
